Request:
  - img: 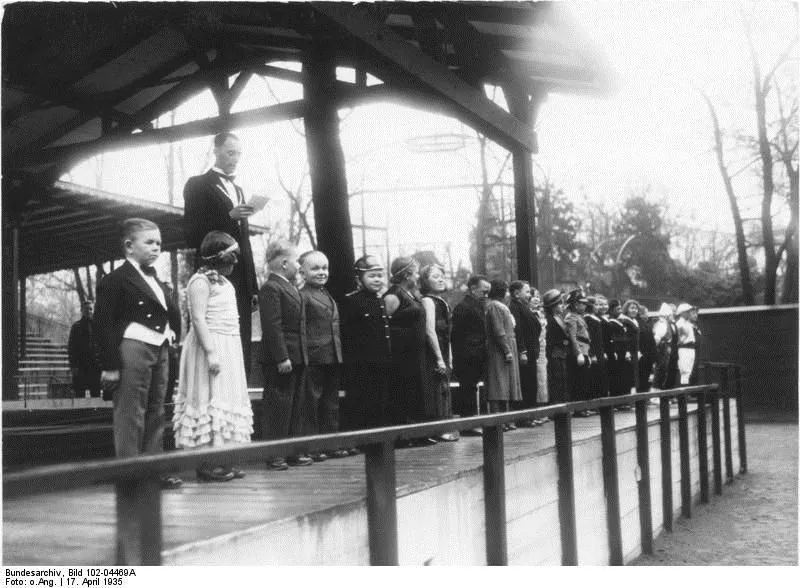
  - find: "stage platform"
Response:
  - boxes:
[3,402,739,565]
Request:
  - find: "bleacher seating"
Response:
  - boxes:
[16,334,72,399]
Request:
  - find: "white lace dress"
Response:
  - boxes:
[172,270,253,449]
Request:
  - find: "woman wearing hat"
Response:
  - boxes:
[384,257,435,445]
[543,289,570,404]
[675,302,697,385]
[340,255,391,432]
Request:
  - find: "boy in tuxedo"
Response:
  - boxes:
[94,218,182,488]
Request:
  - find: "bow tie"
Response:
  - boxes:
[214,170,236,182]
[141,265,157,278]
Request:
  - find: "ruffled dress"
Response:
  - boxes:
[172,270,253,449]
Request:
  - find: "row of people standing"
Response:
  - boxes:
[542,289,702,412]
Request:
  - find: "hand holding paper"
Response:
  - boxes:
[247,193,269,212]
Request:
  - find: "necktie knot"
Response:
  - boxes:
[215,170,235,182]
[141,265,157,278]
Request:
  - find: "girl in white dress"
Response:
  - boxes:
[173,231,253,482]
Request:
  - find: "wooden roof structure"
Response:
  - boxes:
[2,1,612,275]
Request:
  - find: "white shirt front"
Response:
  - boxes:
[212,166,240,207]
[122,258,174,346]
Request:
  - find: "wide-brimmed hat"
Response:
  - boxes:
[542,289,563,308]
[565,288,588,306]
[676,302,695,315]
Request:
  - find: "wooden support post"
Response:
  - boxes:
[721,369,734,482]
[634,399,653,555]
[505,88,539,287]
[116,477,162,565]
[711,389,723,495]
[659,397,673,533]
[599,406,623,565]
[697,391,709,504]
[482,425,508,565]
[553,413,578,565]
[735,366,747,473]
[365,441,398,566]
[19,274,27,360]
[677,395,691,518]
[303,40,355,302]
[2,217,20,400]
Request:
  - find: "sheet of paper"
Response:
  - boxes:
[247,193,269,212]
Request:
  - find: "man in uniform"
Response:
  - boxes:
[564,289,592,416]
[543,289,570,404]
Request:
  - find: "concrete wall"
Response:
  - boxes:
[165,402,740,565]
[698,304,798,411]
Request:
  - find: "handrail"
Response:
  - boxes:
[4,380,746,566]
[3,385,719,499]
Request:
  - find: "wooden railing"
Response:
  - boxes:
[4,376,746,566]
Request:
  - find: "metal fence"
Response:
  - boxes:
[4,364,746,566]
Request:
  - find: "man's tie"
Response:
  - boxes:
[141,265,157,278]
[214,170,236,182]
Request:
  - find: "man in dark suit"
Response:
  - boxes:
[509,280,541,425]
[258,240,310,470]
[451,274,490,431]
[68,300,102,399]
[94,218,182,488]
[298,250,347,460]
[183,132,258,376]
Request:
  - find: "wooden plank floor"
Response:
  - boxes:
[3,405,677,565]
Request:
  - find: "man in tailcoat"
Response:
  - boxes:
[183,132,258,376]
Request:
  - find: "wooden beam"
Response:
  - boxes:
[311,3,536,153]
[15,100,308,167]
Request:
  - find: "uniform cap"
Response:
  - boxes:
[354,255,384,273]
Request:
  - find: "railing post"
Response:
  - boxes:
[677,395,691,518]
[365,440,398,565]
[599,406,623,565]
[553,412,578,566]
[735,365,748,474]
[116,477,162,565]
[659,397,673,533]
[634,399,653,555]
[710,387,723,496]
[721,368,734,482]
[697,390,709,504]
[482,424,508,566]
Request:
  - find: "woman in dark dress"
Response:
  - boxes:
[383,257,432,443]
[420,264,458,442]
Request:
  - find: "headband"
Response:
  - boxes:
[391,260,415,278]
[202,242,239,262]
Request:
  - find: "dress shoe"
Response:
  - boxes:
[461,427,483,437]
[331,449,351,458]
[437,432,460,442]
[310,452,328,462]
[517,419,538,428]
[347,447,361,456]
[503,423,517,431]
[196,466,234,483]
[268,458,289,471]
[159,476,183,490]
[230,467,246,479]
[287,454,313,467]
